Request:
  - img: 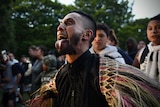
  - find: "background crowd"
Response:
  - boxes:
[0,45,65,107]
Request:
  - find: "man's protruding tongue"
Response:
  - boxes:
[55,39,69,54]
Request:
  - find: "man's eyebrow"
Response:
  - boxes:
[65,18,74,22]
[63,18,75,25]
[58,18,73,23]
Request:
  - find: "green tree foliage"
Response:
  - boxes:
[74,0,134,30]
[118,18,150,49]
[0,0,16,52]
[11,0,68,57]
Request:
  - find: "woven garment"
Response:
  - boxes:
[25,72,58,107]
[99,56,160,107]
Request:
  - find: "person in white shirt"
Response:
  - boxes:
[90,23,125,64]
[133,13,160,83]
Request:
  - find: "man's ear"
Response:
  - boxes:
[82,30,93,41]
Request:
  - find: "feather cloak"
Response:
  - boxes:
[99,56,160,107]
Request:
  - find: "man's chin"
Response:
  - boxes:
[58,47,76,55]
[58,49,68,55]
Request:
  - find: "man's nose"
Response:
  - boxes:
[57,23,66,31]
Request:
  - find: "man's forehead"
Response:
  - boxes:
[63,12,82,20]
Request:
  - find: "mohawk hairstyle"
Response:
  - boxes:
[69,10,96,41]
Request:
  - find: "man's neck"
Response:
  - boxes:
[66,49,88,63]
[66,54,79,63]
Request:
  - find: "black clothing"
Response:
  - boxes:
[140,46,149,64]
[12,63,24,77]
[55,50,109,107]
[21,62,32,85]
[118,48,133,65]
[2,90,16,107]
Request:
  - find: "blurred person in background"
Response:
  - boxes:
[35,54,58,86]
[1,52,22,107]
[133,13,160,83]
[0,50,8,88]
[30,45,48,97]
[125,37,138,60]
[28,45,37,64]
[20,55,32,97]
[137,40,146,51]
[90,23,125,64]
[106,29,133,65]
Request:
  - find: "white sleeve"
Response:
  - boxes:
[24,63,32,76]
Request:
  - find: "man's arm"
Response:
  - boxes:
[25,63,32,76]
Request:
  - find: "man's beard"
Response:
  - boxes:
[55,33,81,55]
